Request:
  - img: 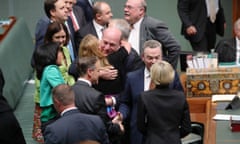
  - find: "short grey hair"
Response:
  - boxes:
[108,18,130,40]
[143,40,162,52]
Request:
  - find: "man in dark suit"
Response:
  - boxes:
[215,18,240,63]
[115,40,183,144]
[124,0,180,70]
[76,0,94,22]
[0,69,26,144]
[72,56,124,143]
[66,0,87,32]
[177,0,226,52]
[43,84,109,144]
[78,1,112,42]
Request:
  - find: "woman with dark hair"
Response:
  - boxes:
[32,21,74,142]
[32,22,75,143]
[33,42,65,134]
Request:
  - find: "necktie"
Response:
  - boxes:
[70,12,80,31]
[65,22,75,61]
[209,0,216,23]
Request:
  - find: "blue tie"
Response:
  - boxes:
[65,22,75,61]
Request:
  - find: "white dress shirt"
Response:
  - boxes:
[128,18,143,55]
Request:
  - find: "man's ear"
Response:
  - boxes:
[50,9,56,17]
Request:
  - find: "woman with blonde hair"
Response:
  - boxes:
[137,61,191,144]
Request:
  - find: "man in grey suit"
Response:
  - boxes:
[43,84,109,144]
[124,0,180,70]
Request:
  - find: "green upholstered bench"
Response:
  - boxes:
[0,17,33,109]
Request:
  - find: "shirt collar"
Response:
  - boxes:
[78,78,92,86]
[93,20,105,32]
[132,17,144,30]
[144,67,150,78]
[61,107,78,116]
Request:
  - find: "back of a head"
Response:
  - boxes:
[33,42,61,79]
[79,34,102,57]
[150,61,175,85]
[52,84,75,106]
[77,56,98,77]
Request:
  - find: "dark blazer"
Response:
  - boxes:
[0,69,26,144]
[72,80,122,143]
[137,85,191,144]
[139,16,180,70]
[72,80,109,123]
[35,16,50,49]
[215,37,236,62]
[177,0,225,43]
[119,67,183,144]
[72,5,87,29]
[44,109,109,144]
[78,21,98,43]
[76,0,93,22]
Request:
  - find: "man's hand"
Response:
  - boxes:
[186,25,197,35]
[99,66,118,80]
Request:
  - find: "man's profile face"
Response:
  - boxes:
[53,0,68,21]
[124,0,144,24]
[142,47,162,71]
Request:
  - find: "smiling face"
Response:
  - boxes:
[142,47,162,71]
[124,0,145,25]
[52,29,66,47]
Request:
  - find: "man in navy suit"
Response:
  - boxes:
[124,0,180,70]
[43,84,109,144]
[115,40,183,144]
[35,0,80,61]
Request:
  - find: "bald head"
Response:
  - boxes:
[100,27,122,56]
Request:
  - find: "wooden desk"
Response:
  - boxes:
[207,102,240,144]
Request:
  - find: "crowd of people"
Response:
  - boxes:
[2,0,233,144]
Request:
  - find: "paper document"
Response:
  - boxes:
[213,114,240,121]
[212,94,235,102]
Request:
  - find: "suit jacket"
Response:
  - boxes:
[177,0,225,43]
[44,109,109,144]
[0,69,26,144]
[119,67,183,144]
[139,16,180,69]
[78,21,98,43]
[215,37,236,62]
[137,85,191,144]
[76,0,93,22]
[72,5,87,29]
[72,80,109,123]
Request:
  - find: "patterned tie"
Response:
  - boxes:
[209,0,216,23]
[70,12,80,31]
